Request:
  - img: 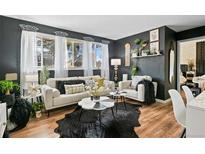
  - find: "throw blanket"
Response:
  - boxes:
[8,98,32,132]
[137,79,155,105]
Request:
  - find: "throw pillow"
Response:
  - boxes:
[56,80,85,94]
[64,84,85,94]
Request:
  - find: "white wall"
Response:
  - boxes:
[180,41,196,69]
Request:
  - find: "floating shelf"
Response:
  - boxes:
[131,53,162,58]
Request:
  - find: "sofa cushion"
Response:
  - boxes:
[53,92,90,106]
[56,80,86,94]
[123,89,138,99]
[64,83,85,94]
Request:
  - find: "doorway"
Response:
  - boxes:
[177,36,205,91]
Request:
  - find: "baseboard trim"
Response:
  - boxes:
[156,98,171,103]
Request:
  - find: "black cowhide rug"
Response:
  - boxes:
[54,103,141,138]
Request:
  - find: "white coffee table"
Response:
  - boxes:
[78,96,115,126]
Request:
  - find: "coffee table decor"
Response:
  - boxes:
[54,99,141,138]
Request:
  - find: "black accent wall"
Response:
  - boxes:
[177,26,205,41]
[113,26,177,100]
[2,16,196,100]
[0,16,114,81]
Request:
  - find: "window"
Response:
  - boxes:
[66,40,83,68]
[92,43,102,69]
[36,35,55,69]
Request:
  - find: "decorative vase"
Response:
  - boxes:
[35,111,42,118]
[93,96,100,103]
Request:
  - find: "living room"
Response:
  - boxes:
[1,0,205,152]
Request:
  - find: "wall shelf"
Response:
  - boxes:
[131,53,162,58]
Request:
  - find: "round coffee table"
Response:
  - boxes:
[78,96,115,126]
[110,91,127,112]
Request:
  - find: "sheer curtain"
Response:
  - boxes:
[83,41,93,76]
[101,44,110,80]
[54,36,67,78]
[20,30,38,93]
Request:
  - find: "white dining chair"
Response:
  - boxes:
[182,85,194,104]
[168,89,186,138]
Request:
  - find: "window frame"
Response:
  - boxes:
[36,32,55,70]
[66,38,84,70]
[92,42,103,70]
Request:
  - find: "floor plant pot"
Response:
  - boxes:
[35,111,42,118]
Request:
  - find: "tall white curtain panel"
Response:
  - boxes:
[83,41,93,76]
[55,36,67,78]
[101,44,110,80]
[20,30,38,93]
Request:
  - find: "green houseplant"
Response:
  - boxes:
[32,102,44,118]
[40,66,50,85]
[131,66,139,77]
[0,80,19,95]
[133,38,149,56]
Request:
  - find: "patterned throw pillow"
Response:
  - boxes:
[64,84,85,94]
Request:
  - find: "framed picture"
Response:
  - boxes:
[150,41,160,54]
[150,29,159,42]
[124,43,131,66]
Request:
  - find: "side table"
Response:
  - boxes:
[110,91,127,112]
[21,93,43,103]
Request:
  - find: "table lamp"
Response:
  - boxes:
[111,58,121,83]
[25,74,39,96]
[5,73,17,81]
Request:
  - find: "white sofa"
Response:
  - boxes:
[41,75,115,112]
[119,75,157,102]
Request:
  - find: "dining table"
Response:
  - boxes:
[186,91,205,137]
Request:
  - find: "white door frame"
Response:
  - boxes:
[177,36,205,91]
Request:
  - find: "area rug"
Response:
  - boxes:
[54,103,141,138]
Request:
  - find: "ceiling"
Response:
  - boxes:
[7,15,205,40]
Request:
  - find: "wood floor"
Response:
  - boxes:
[11,99,183,138]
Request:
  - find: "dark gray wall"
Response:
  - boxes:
[164,27,177,99]
[113,27,166,99]
[113,26,177,100]
[0,16,114,82]
[177,26,205,41]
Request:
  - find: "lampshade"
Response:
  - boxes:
[111,59,121,66]
[5,73,17,81]
[25,74,38,82]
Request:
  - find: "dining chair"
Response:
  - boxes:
[182,85,194,104]
[168,89,186,138]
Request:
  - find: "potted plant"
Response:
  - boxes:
[85,78,105,103]
[0,80,19,95]
[0,80,20,108]
[32,102,44,118]
[40,66,50,85]
[131,66,139,79]
[134,38,149,56]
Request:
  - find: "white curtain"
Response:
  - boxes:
[101,44,110,80]
[20,30,38,93]
[83,41,93,76]
[54,36,67,78]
